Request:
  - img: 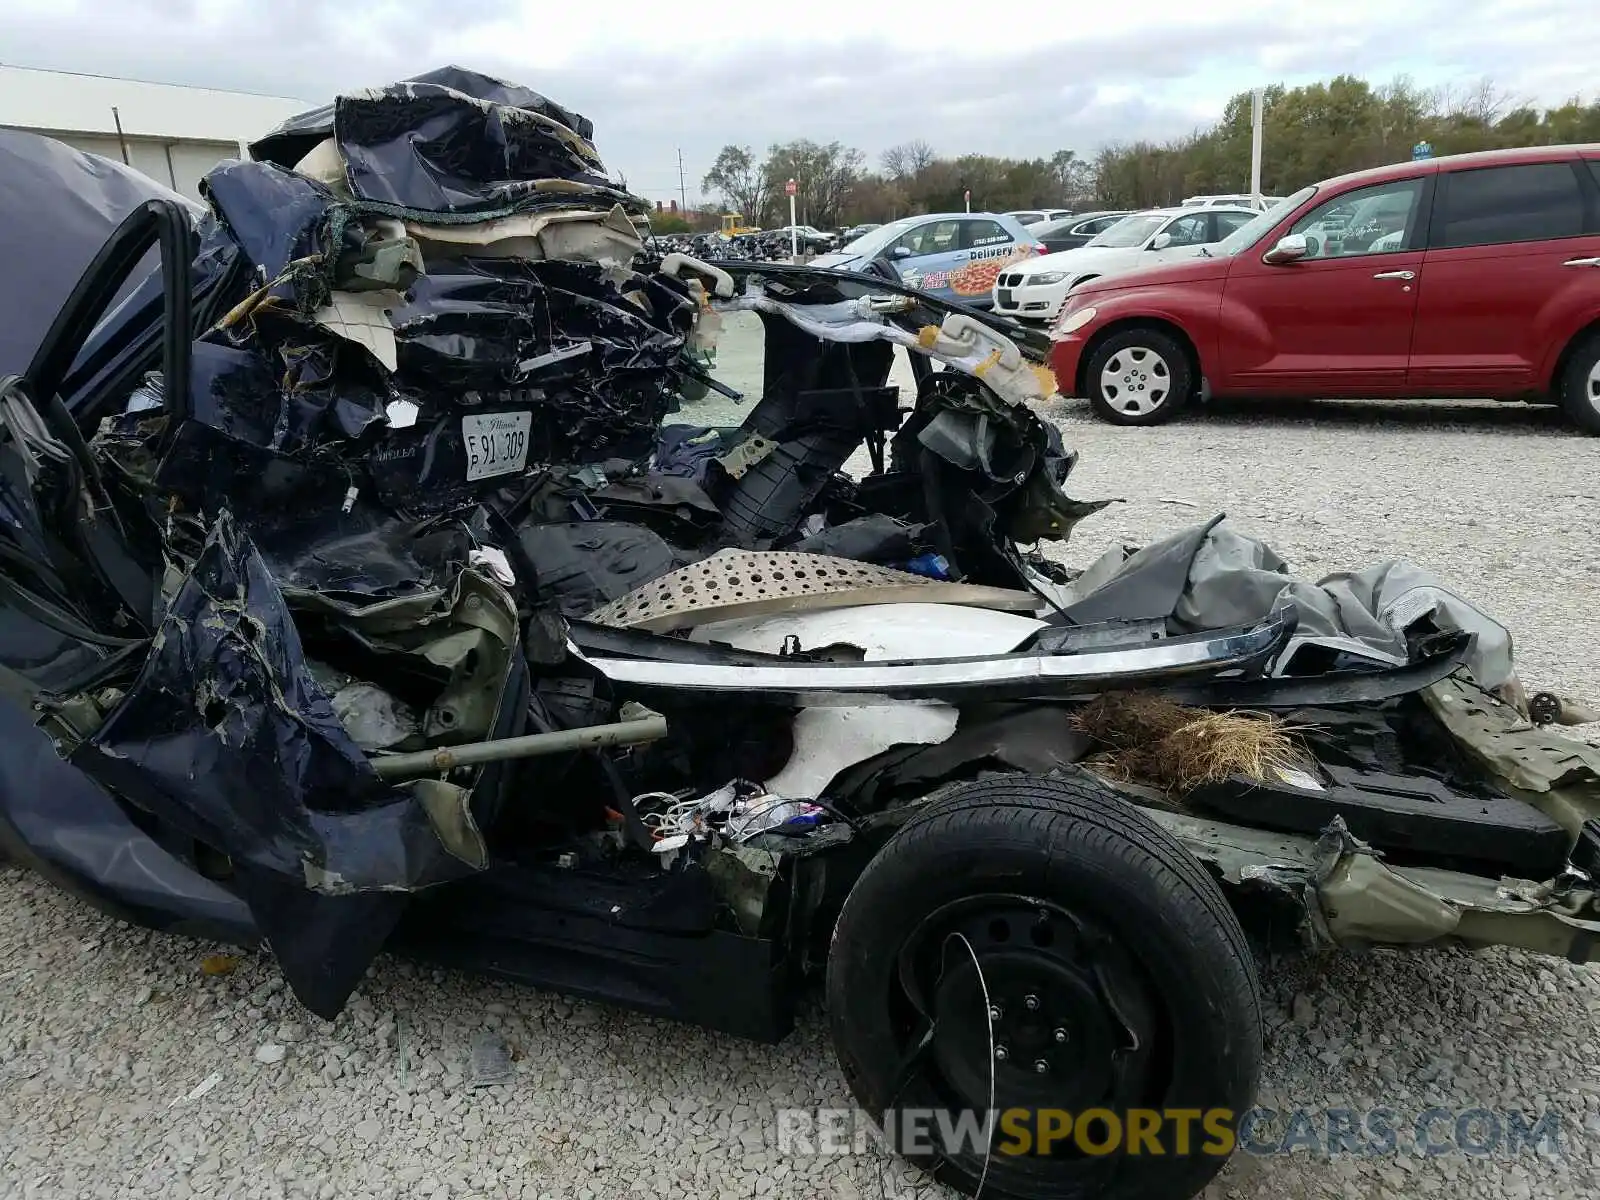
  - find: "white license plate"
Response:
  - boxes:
[462,412,533,482]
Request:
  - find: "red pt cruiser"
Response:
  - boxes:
[1049,145,1600,431]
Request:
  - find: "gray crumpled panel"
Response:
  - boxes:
[1066,519,1514,688]
[1180,527,1514,687]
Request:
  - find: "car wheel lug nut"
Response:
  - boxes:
[1054,1028,1069,1043]
[995,1045,1009,1062]
[988,1004,1003,1022]
[1034,1059,1049,1074]
[1024,994,1040,1011]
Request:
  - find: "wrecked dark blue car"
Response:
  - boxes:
[2,68,1598,1200]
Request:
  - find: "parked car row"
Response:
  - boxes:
[1004,208,1075,226]
[991,206,1259,321]
[1180,193,1284,210]
[838,221,881,243]
[1032,211,1133,252]
[1044,145,1600,432]
[710,199,1278,273]
[802,149,1600,433]
[799,203,1268,319]
[775,224,839,251]
[812,212,1047,303]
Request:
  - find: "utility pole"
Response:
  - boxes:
[676,148,688,214]
[110,106,131,165]
[1250,88,1265,204]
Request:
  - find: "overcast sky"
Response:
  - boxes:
[3,0,1593,203]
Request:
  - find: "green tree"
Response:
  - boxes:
[734,71,1599,226]
[648,212,693,234]
[1089,73,1599,208]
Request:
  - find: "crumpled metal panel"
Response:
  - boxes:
[1424,676,1600,795]
[1146,807,1600,963]
[69,512,517,895]
[391,259,686,391]
[201,159,334,280]
[1063,519,1515,685]
[174,162,693,472]
[0,130,201,378]
[1422,675,1600,837]
[252,67,595,166]
[249,66,611,211]
[0,693,257,943]
[584,550,1040,633]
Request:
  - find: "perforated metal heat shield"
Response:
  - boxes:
[584,550,1039,633]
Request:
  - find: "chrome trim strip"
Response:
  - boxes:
[573,609,1292,705]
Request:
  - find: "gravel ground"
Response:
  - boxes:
[3,317,1599,1200]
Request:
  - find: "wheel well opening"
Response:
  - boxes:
[1077,318,1201,400]
[1551,319,1600,394]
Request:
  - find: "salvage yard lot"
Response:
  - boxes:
[3,321,1599,1200]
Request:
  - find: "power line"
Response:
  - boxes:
[0,60,311,102]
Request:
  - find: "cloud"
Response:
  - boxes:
[0,0,1591,202]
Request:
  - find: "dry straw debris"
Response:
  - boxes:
[1073,691,1312,796]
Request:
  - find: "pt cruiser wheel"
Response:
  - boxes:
[1559,333,1600,435]
[1084,329,1193,426]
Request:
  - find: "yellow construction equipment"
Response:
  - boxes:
[720,213,758,237]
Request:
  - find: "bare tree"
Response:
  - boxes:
[1430,76,1514,124]
[702,145,771,224]
[1049,149,1096,205]
[881,139,936,180]
[764,140,865,227]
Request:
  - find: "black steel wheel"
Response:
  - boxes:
[827,774,1261,1200]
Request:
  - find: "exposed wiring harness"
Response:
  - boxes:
[624,782,862,854]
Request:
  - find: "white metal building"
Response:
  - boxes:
[0,66,310,200]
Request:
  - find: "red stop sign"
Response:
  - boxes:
[785,179,797,196]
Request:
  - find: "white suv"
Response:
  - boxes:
[1005,208,1074,226]
[1182,194,1284,211]
[990,206,1258,320]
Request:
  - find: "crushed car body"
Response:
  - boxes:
[2,64,1598,1200]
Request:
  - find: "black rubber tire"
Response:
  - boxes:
[1084,328,1193,425]
[1558,333,1600,434]
[827,774,1261,1200]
